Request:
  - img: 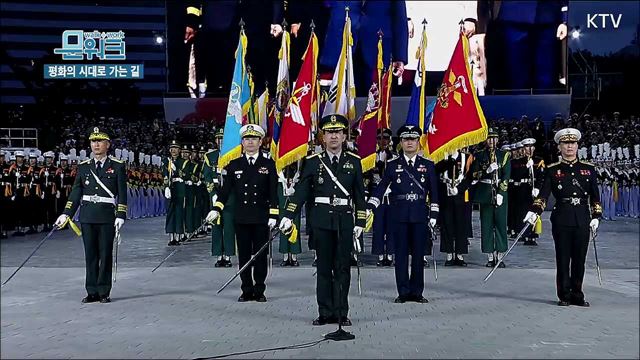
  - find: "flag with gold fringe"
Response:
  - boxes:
[218,29,251,169]
[405,20,429,139]
[271,27,291,162]
[276,31,318,172]
[423,31,487,163]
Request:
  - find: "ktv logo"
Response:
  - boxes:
[54,30,126,61]
[587,14,623,29]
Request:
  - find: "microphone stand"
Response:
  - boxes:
[324,283,355,341]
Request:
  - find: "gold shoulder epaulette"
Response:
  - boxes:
[347,151,361,159]
[580,160,595,167]
[79,159,91,165]
[547,161,560,168]
[306,153,320,159]
[109,156,124,163]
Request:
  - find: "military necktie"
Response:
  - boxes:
[96,161,102,171]
[248,156,254,166]
[408,159,414,168]
[331,155,339,170]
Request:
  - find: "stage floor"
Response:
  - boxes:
[2,213,638,359]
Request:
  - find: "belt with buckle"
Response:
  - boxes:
[395,193,425,202]
[82,195,116,205]
[315,196,350,206]
[560,197,586,206]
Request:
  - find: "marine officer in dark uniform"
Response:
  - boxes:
[206,124,278,302]
[54,127,127,304]
[524,128,601,307]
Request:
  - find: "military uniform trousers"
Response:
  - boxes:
[439,194,468,255]
[480,200,508,253]
[165,182,186,234]
[393,220,427,298]
[81,222,116,297]
[235,223,269,297]
[211,195,236,257]
[314,225,352,319]
[551,218,590,303]
[184,184,196,233]
[371,202,395,256]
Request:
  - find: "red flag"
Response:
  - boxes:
[424,32,487,163]
[276,32,318,172]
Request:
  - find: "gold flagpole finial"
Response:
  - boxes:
[310,19,316,32]
[239,18,245,30]
[281,18,288,29]
[422,18,428,26]
[377,29,384,39]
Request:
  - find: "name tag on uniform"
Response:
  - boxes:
[258,167,269,174]
[395,169,403,173]
[234,171,243,174]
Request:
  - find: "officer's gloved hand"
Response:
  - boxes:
[54,214,69,229]
[279,217,293,233]
[40,192,45,200]
[429,218,437,228]
[523,211,538,226]
[486,162,499,173]
[267,218,277,230]
[589,219,599,233]
[526,158,534,169]
[164,187,171,199]
[284,185,295,197]
[449,185,459,196]
[451,150,459,160]
[55,190,60,199]
[496,194,504,206]
[205,210,220,224]
[532,188,540,197]
[353,226,363,239]
[114,218,124,231]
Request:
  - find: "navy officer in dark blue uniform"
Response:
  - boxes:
[367,125,439,303]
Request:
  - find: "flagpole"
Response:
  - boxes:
[310,19,318,142]
[345,6,352,140]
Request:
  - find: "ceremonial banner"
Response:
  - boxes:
[219,30,251,169]
[276,32,318,172]
[271,28,291,162]
[322,9,355,122]
[423,31,487,162]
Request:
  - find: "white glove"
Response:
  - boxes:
[114,218,125,231]
[164,187,171,199]
[54,214,69,228]
[44,171,49,177]
[196,181,202,186]
[377,151,387,163]
[589,219,599,233]
[56,190,60,199]
[279,217,293,233]
[284,185,295,197]
[486,162,499,173]
[185,181,193,186]
[429,218,437,228]
[448,186,459,196]
[270,24,283,37]
[267,218,277,230]
[523,211,538,226]
[451,150,459,160]
[40,192,45,199]
[526,158,534,169]
[532,188,540,197]
[496,194,504,206]
[353,226,363,239]
[205,210,220,224]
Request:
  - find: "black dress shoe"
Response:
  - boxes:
[339,317,352,326]
[81,294,99,303]
[255,294,267,302]
[529,240,538,246]
[456,259,468,267]
[485,260,495,267]
[168,240,180,246]
[238,293,253,302]
[377,259,384,267]
[557,300,570,306]
[214,260,223,267]
[280,259,290,267]
[312,316,331,326]
[99,296,111,303]
[394,296,406,303]
[444,259,455,266]
[224,260,232,267]
[290,259,300,267]
[498,261,506,268]
[570,299,590,307]
[312,259,317,267]
[385,258,394,267]
[423,259,430,268]
[413,296,429,303]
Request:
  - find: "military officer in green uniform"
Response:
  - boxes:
[196,146,209,235]
[279,114,367,327]
[204,128,236,267]
[277,162,302,266]
[163,140,187,246]
[182,145,197,240]
[469,128,511,267]
[54,127,127,303]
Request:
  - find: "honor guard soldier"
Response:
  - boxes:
[206,124,278,302]
[163,140,187,246]
[469,128,511,267]
[204,129,236,267]
[54,127,127,303]
[370,128,397,267]
[195,146,209,235]
[518,138,545,245]
[524,128,602,307]
[182,145,197,240]
[436,149,472,266]
[277,162,302,267]
[41,151,58,231]
[9,151,30,236]
[27,152,42,234]
[367,125,439,303]
[279,114,367,326]
[0,151,9,238]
